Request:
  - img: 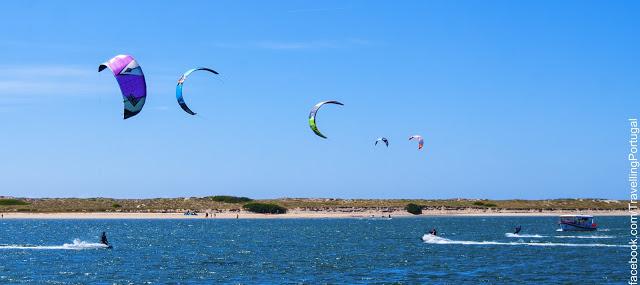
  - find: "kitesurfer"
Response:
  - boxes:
[514,225,521,234]
[100,232,109,246]
[429,228,437,236]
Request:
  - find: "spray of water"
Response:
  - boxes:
[0,239,108,250]
[423,234,624,248]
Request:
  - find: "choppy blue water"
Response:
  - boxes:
[0,216,628,284]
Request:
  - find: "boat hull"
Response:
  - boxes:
[559,223,597,231]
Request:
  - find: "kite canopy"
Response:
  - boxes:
[375,137,389,147]
[409,135,424,150]
[176,67,219,115]
[98,55,147,119]
[308,100,343,139]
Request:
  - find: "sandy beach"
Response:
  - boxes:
[0,209,627,219]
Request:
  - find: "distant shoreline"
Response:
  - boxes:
[0,197,627,219]
[0,209,627,219]
[0,197,626,213]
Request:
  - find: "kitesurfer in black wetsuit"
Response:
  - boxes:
[514,225,521,234]
[100,232,109,246]
[429,228,437,236]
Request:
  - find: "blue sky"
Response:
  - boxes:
[0,1,637,199]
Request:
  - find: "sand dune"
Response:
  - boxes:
[0,209,626,219]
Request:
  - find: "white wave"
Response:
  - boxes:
[505,233,614,239]
[0,239,108,250]
[555,235,614,239]
[422,234,625,248]
[556,228,610,232]
[505,233,546,238]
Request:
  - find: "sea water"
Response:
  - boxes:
[0,216,628,283]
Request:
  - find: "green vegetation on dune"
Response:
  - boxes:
[0,199,30,206]
[473,201,497,207]
[405,203,422,215]
[243,203,287,214]
[205,196,253,203]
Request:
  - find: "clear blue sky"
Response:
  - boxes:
[0,1,637,199]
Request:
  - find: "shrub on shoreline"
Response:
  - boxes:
[243,203,287,214]
[473,201,497,208]
[206,196,253,203]
[405,203,422,215]
[0,199,30,206]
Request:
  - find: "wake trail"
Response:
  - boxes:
[505,233,546,238]
[0,239,108,250]
[423,235,625,248]
[505,233,614,239]
[555,235,614,239]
